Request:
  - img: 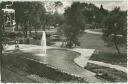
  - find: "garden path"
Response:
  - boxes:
[88,60,127,73]
[83,30,127,73]
[73,47,127,73]
[84,29,103,35]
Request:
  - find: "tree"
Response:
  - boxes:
[102,7,127,55]
[54,1,63,12]
[0,6,4,55]
[44,1,63,14]
[12,2,46,37]
[29,2,46,35]
[63,2,86,48]
[96,5,108,27]
[83,3,99,23]
[83,3,108,29]
[43,1,63,28]
[53,12,64,27]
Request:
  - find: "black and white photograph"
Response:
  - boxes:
[0,0,127,83]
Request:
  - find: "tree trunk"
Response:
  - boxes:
[16,23,19,31]
[69,40,73,48]
[0,10,4,55]
[29,28,32,36]
[23,28,27,38]
[35,26,37,37]
[115,42,121,56]
[0,27,3,55]
[28,24,32,36]
[24,23,28,38]
[0,29,2,55]
[42,23,46,31]
[0,43,2,55]
[114,35,121,56]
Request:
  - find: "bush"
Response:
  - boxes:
[7,32,16,39]
[33,34,42,40]
[16,32,24,37]
[19,39,24,44]
[50,35,60,41]
[24,38,30,44]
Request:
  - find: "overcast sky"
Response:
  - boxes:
[1,0,127,13]
[56,0,127,13]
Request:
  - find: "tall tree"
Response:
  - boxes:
[83,3,99,23]
[44,1,63,14]
[64,2,86,48]
[83,3,108,29]
[53,12,64,26]
[54,1,63,12]
[102,7,127,55]
[0,5,4,55]
[97,4,108,26]
[12,2,46,36]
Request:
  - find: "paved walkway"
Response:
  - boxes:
[72,48,95,67]
[88,60,127,73]
[83,30,127,73]
[72,47,127,73]
[84,29,103,35]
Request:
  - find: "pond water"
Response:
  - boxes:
[4,45,100,82]
[22,49,80,71]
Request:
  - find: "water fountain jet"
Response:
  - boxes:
[37,31,47,56]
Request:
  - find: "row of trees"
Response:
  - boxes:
[0,1,64,55]
[1,1,63,37]
[0,1,127,55]
[1,2,45,37]
[60,2,109,48]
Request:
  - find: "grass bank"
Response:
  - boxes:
[90,52,127,67]
[85,63,127,82]
[79,33,127,67]
[2,52,87,83]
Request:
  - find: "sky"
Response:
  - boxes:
[84,0,127,10]
[55,0,127,13]
[1,0,127,13]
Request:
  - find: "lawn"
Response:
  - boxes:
[85,63,127,82]
[79,33,126,53]
[90,52,127,67]
[79,33,127,67]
